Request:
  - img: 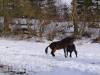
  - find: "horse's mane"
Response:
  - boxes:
[61,36,75,43]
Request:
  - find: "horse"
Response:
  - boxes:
[45,36,76,58]
[66,44,77,58]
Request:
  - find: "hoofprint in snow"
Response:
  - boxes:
[0,39,100,75]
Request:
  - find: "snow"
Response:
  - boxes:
[61,0,72,5]
[0,39,100,75]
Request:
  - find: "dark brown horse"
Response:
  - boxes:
[45,36,77,58]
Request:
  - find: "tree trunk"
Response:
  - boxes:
[72,0,79,38]
[3,16,11,36]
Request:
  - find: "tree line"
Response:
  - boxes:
[0,0,99,40]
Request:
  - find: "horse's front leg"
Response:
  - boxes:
[70,51,72,58]
[67,50,68,57]
[63,48,67,58]
[74,50,77,58]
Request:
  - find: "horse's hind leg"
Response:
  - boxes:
[51,49,56,57]
[63,48,67,58]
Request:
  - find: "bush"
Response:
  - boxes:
[92,37,100,43]
[82,31,92,38]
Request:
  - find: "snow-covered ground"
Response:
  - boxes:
[0,38,100,75]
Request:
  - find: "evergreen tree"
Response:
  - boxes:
[0,0,4,16]
[77,0,92,14]
[63,4,69,20]
[83,0,92,8]
[46,0,57,20]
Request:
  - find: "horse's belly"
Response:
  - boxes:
[55,46,64,50]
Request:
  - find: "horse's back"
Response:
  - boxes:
[49,41,64,50]
[49,36,75,50]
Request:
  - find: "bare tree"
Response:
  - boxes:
[71,0,79,38]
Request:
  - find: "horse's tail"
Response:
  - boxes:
[45,46,49,54]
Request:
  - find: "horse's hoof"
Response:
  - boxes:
[52,55,55,57]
